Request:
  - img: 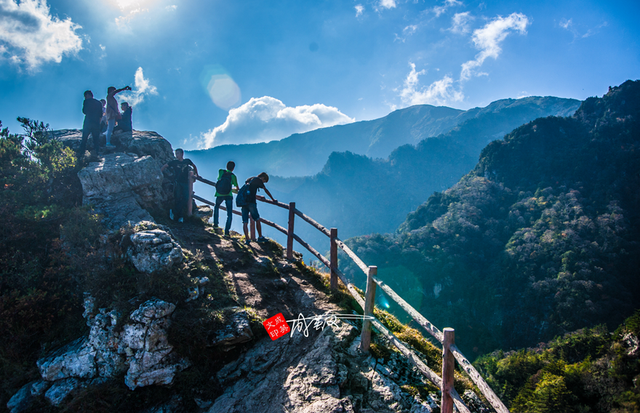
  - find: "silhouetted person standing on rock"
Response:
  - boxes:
[241,172,276,244]
[213,161,239,236]
[105,85,131,148]
[79,90,103,158]
[161,148,198,223]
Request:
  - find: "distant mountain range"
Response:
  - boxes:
[341,80,640,357]
[188,96,581,250]
[187,96,580,181]
[261,96,581,248]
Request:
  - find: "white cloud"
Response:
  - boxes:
[432,0,461,18]
[198,96,355,149]
[399,62,463,106]
[560,18,608,39]
[449,12,473,34]
[0,0,82,70]
[404,24,418,35]
[460,12,529,81]
[355,4,364,17]
[395,24,418,42]
[166,5,177,11]
[397,12,529,107]
[380,0,396,10]
[118,67,158,107]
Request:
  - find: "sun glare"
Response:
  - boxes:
[112,0,157,12]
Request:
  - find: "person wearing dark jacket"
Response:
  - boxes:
[114,102,132,133]
[241,172,276,244]
[161,148,198,223]
[79,90,103,157]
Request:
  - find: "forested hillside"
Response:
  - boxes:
[341,80,640,358]
[474,311,640,412]
[265,96,580,250]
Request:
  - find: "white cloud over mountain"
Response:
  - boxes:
[0,0,82,70]
[198,96,355,149]
[399,12,529,107]
[460,12,529,81]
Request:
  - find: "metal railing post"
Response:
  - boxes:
[360,266,377,352]
[330,228,338,290]
[442,328,455,413]
[287,202,296,260]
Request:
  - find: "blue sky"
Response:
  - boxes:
[1,0,638,150]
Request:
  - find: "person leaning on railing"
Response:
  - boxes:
[242,172,276,244]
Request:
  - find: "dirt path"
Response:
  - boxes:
[168,220,341,322]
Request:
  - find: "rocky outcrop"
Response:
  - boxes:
[54,129,177,230]
[54,129,174,166]
[77,153,165,229]
[22,298,190,409]
[209,308,254,347]
[209,321,443,413]
[126,222,184,273]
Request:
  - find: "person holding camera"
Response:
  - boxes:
[105,85,131,148]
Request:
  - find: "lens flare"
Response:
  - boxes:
[200,65,241,110]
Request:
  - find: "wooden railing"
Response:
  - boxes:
[193,176,509,413]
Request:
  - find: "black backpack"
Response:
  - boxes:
[216,171,233,195]
[235,184,251,207]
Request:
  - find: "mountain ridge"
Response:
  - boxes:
[188,96,580,181]
[340,80,640,358]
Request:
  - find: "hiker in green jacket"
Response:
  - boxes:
[213,161,239,236]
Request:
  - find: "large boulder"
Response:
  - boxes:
[77,153,164,229]
[57,129,177,230]
[30,298,190,405]
[126,224,184,273]
[54,129,174,166]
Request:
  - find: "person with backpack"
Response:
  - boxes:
[236,172,276,244]
[79,90,103,158]
[161,148,198,223]
[213,161,239,236]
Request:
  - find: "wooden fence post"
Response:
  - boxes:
[250,217,256,240]
[287,202,296,260]
[187,172,195,216]
[330,228,338,291]
[360,266,377,352]
[442,328,455,413]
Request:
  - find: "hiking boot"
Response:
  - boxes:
[224,231,230,236]
[257,236,267,243]
[244,238,251,245]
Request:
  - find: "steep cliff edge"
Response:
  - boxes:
[4,129,489,412]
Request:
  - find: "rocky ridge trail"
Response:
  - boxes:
[7,129,488,413]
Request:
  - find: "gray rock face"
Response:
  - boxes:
[209,321,436,413]
[55,129,174,167]
[209,308,254,347]
[77,153,165,229]
[127,225,184,273]
[37,337,97,381]
[6,380,51,413]
[31,298,190,406]
[57,129,176,231]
